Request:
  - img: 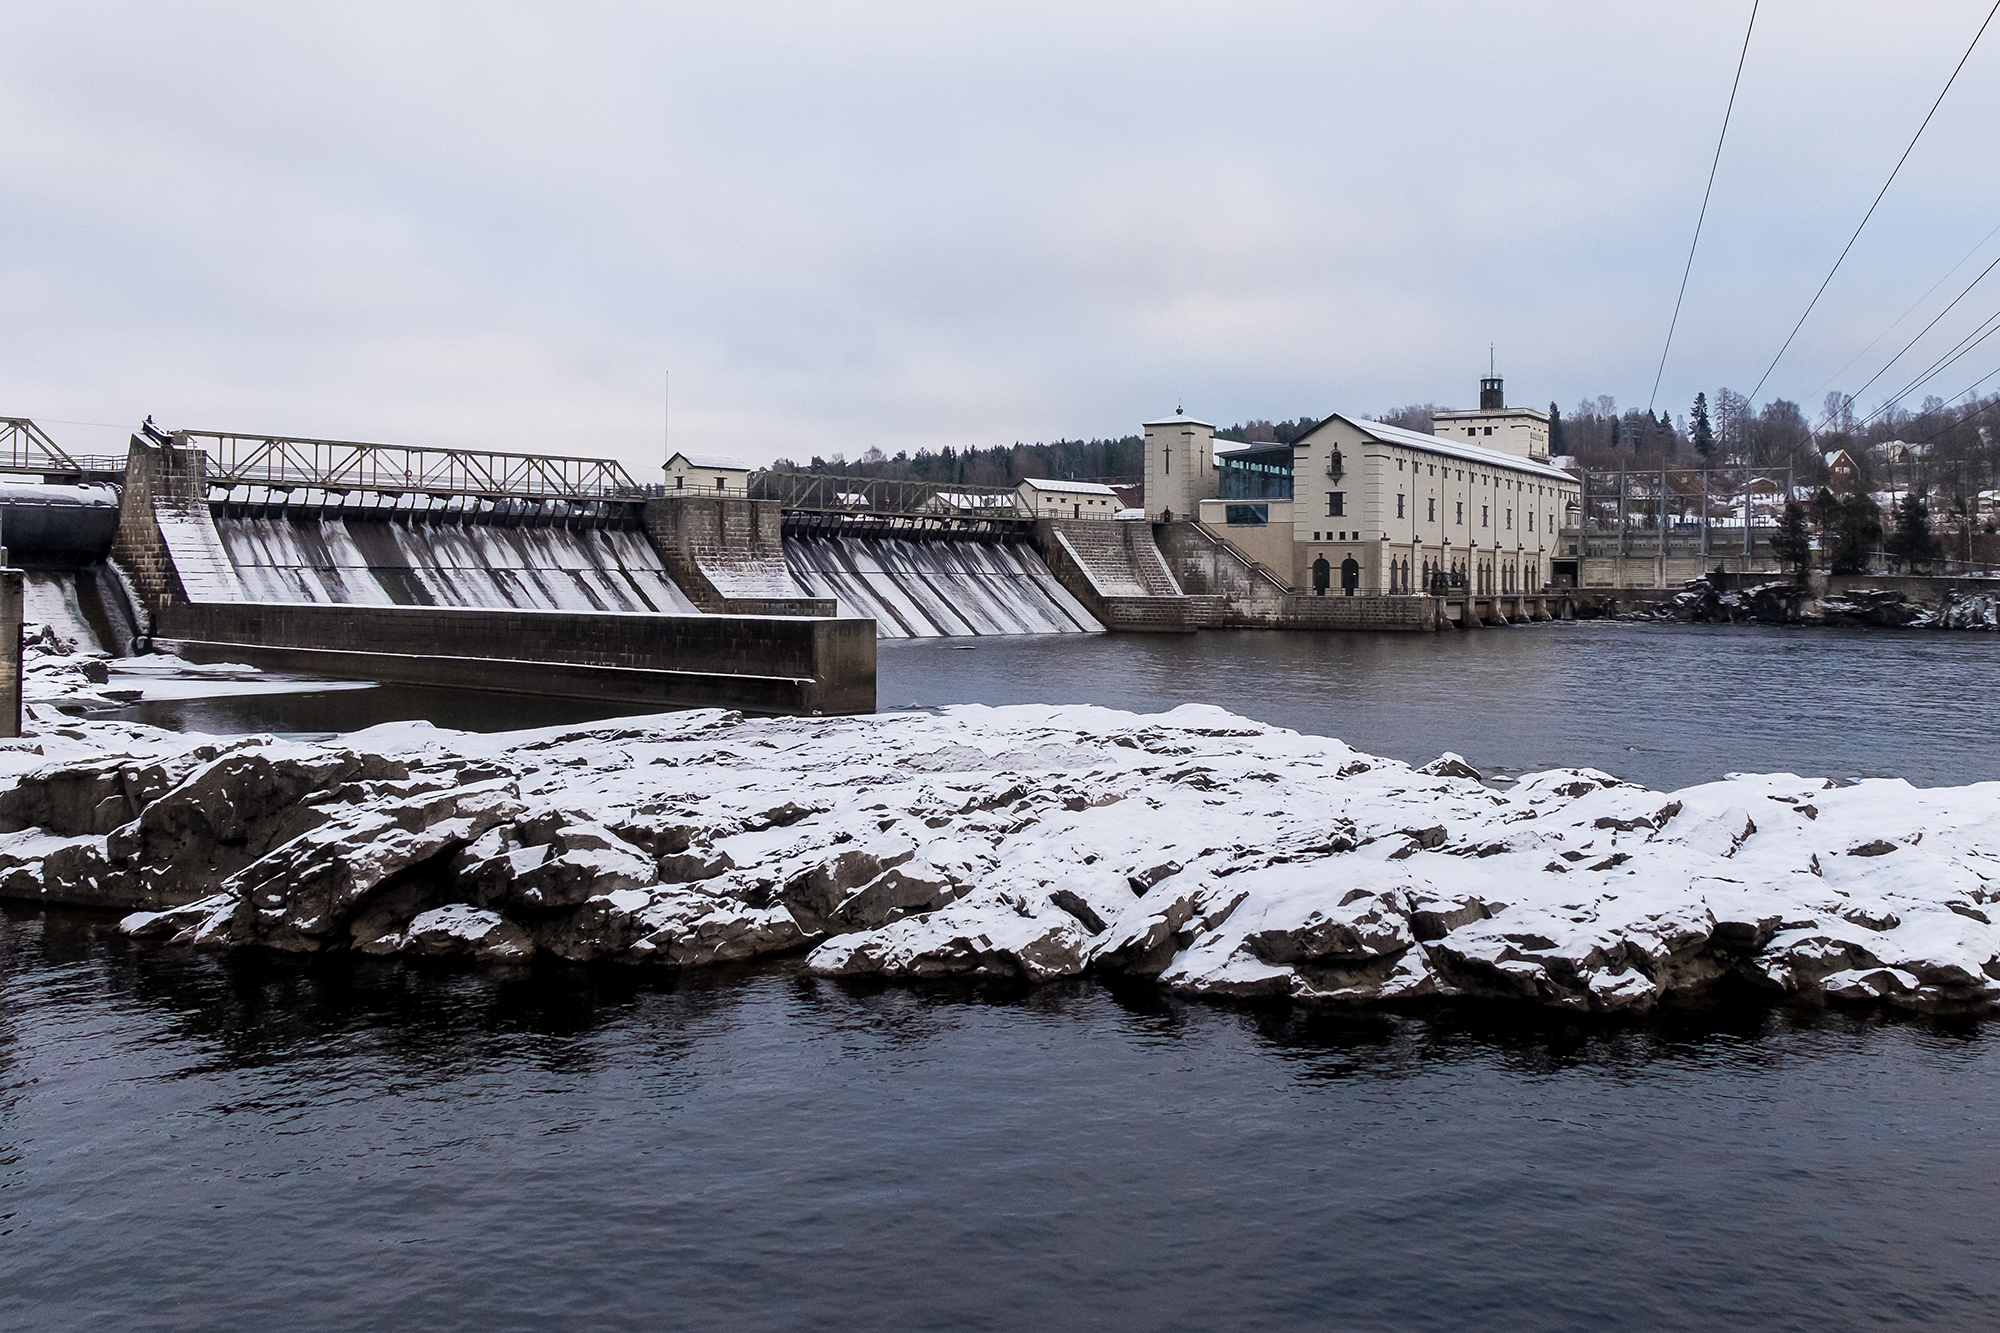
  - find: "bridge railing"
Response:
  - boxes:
[751,471,1024,518]
[0,418,85,477]
[177,430,646,502]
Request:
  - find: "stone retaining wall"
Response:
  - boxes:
[1281,594,1442,631]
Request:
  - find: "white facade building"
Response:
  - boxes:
[1145,378,1581,595]
[665,452,755,495]
[1431,376,1552,460]
[1017,476,1122,520]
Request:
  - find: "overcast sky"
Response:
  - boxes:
[6,1,2000,472]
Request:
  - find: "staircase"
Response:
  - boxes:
[1035,517,1197,632]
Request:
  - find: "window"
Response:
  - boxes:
[1164,450,1170,474]
[1484,426,1493,436]
[1428,497,1436,521]
[1528,511,1534,531]
[1466,428,1476,437]
[1506,509,1512,530]
[1481,505,1488,526]
[1397,494,1405,518]
[1397,459,1404,471]
[1456,501,1464,524]
[1224,504,1268,526]
[717,476,727,489]
[1313,531,1320,540]
[1428,465,1435,476]
[1327,492,1345,517]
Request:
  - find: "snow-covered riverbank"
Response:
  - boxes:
[2,701,1997,1014]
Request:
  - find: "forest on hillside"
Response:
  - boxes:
[767,386,2000,514]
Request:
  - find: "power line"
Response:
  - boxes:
[1747,0,2000,404]
[1647,0,1760,415]
[1854,304,2000,430]
[1805,217,2000,405]
[1912,374,2000,444]
[1811,248,2000,433]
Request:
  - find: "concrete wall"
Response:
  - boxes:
[158,601,877,715]
[642,494,831,615]
[0,569,20,738]
[110,437,200,615]
[1281,593,1442,631]
[1194,503,1295,572]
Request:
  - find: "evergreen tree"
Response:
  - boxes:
[1548,403,1565,455]
[1691,392,1715,461]
[1883,491,1943,571]
[1825,492,1883,575]
[1770,501,1813,582]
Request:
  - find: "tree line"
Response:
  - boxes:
[770,436,1144,488]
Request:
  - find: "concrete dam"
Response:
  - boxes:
[0,422,1171,717]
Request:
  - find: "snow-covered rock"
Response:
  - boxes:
[3,703,1999,1015]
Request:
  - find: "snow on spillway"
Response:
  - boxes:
[22,574,107,652]
[6,704,1995,1015]
[208,515,702,614]
[783,534,1099,637]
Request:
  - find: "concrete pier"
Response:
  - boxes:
[0,565,20,737]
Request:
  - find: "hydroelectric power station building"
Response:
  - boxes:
[1146,376,1578,603]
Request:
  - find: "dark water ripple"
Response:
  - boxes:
[39,626,2000,1328]
[5,905,1999,1332]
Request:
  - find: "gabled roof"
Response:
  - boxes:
[1017,477,1119,496]
[667,451,754,471]
[1307,413,1576,482]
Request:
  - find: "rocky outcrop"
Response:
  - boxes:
[1604,579,2000,631]
[4,703,2000,1017]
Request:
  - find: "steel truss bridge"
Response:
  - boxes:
[8,417,1045,530]
[176,430,647,503]
[0,418,122,481]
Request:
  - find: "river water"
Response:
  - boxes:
[111,621,2000,791]
[17,623,1999,1330]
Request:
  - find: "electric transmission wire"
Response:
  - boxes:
[1647,0,1760,415]
[1811,248,2000,433]
[1805,217,2000,405]
[1911,369,2000,443]
[1746,0,2000,405]
[1853,304,2000,430]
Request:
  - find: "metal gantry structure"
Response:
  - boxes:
[752,472,1030,532]
[1575,465,1799,560]
[178,430,647,502]
[0,418,86,479]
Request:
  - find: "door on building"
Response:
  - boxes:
[1340,556,1360,596]
[1312,555,1331,595]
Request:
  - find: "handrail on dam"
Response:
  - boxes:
[0,418,87,479]
[176,430,648,503]
[752,471,1027,522]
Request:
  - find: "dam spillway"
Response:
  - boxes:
[208,506,702,613]
[782,533,1100,638]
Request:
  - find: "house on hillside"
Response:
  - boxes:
[1824,448,1862,495]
